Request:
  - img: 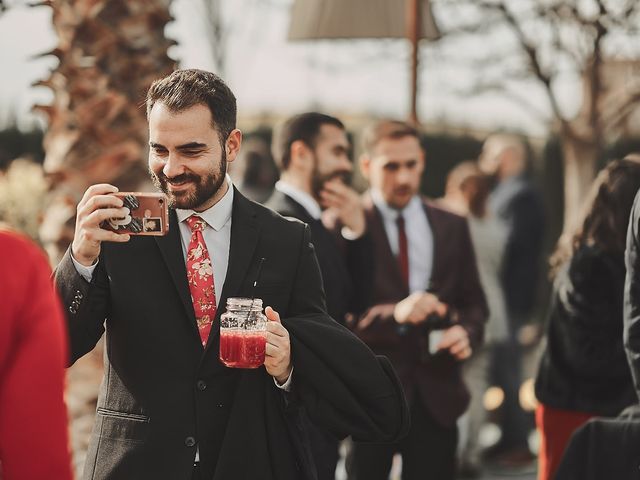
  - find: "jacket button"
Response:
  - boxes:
[69,305,77,314]
[185,436,196,447]
[197,380,207,391]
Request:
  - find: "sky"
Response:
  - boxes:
[0,0,588,137]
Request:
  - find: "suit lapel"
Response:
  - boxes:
[363,194,407,295]
[154,210,200,340]
[205,189,261,351]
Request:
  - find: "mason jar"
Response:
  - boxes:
[219,297,267,368]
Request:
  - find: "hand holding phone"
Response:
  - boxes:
[101,192,169,236]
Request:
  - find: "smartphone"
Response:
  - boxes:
[102,192,169,236]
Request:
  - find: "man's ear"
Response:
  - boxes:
[225,129,243,163]
[359,153,371,180]
[289,140,312,169]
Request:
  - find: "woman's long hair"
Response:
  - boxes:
[550,154,640,276]
[446,161,492,219]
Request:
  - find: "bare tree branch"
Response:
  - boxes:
[454,80,552,124]
[200,0,228,76]
[478,0,581,139]
[601,85,640,134]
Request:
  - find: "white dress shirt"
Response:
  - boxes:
[371,189,434,294]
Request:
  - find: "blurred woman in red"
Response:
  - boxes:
[535,156,640,480]
[0,228,72,480]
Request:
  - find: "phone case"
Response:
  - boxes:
[102,192,170,236]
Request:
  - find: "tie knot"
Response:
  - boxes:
[396,214,405,228]
[186,215,207,233]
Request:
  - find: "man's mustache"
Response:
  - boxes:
[156,172,200,185]
[325,170,352,185]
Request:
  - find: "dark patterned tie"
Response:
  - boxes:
[396,214,409,289]
[185,216,216,346]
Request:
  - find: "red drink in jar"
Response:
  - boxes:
[219,297,267,368]
[219,330,266,368]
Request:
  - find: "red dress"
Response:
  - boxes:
[0,230,73,480]
[536,404,595,480]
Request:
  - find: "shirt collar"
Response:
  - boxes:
[274,180,322,220]
[176,175,234,231]
[371,188,422,222]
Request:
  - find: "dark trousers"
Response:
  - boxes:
[490,339,529,449]
[349,397,458,480]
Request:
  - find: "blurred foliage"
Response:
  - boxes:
[0,126,45,170]
[0,158,47,240]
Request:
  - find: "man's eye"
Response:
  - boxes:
[182,150,202,156]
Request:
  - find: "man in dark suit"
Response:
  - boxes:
[265,113,374,479]
[266,112,372,327]
[349,120,488,480]
[479,134,545,463]
[54,69,408,480]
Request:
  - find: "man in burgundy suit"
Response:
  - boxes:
[349,121,488,480]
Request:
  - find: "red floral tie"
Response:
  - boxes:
[185,215,217,346]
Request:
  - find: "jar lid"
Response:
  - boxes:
[226,297,263,309]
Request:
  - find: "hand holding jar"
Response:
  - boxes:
[219,298,292,383]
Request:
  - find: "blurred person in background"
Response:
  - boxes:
[349,121,488,480]
[535,156,640,480]
[265,112,373,480]
[479,134,545,464]
[228,136,278,203]
[0,228,73,480]
[440,161,509,478]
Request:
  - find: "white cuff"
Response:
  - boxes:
[71,251,98,283]
[273,366,294,392]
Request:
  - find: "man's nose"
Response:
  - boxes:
[163,153,185,178]
[339,155,352,172]
[396,167,413,185]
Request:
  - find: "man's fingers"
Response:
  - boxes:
[454,346,472,360]
[84,207,130,227]
[266,322,288,338]
[80,194,125,215]
[448,338,469,355]
[265,306,281,323]
[79,227,131,244]
[80,184,119,206]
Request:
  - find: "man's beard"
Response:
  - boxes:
[310,157,352,202]
[150,150,227,210]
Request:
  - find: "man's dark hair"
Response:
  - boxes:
[274,112,345,170]
[362,120,419,154]
[146,69,237,145]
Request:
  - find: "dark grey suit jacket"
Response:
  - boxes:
[55,189,408,480]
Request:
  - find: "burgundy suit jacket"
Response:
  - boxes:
[352,195,488,427]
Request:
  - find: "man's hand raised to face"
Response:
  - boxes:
[319,179,366,237]
[264,306,293,384]
[71,184,131,267]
